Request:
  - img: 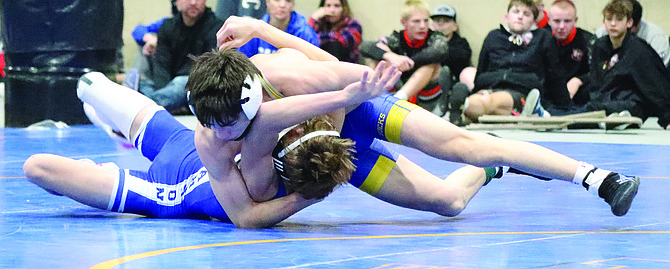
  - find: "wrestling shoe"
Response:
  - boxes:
[520,89,550,117]
[598,172,640,216]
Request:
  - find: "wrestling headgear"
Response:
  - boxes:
[272,129,342,183]
[187,73,263,122]
[239,74,263,120]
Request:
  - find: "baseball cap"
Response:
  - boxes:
[431,4,457,20]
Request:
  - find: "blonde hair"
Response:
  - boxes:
[400,0,430,20]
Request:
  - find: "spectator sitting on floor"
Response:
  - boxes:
[453,0,570,125]
[137,0,223,114]
[594,0,670,67]
[547,0,595,106]
[359,0,453,118]
[545,0,670,130]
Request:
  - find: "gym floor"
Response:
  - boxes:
[1,117,669,268]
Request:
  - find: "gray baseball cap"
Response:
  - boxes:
[431,4,457,20]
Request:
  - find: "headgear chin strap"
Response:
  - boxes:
[187,73,264,122]
[239,74,263,120]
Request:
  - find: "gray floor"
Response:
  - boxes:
[484,117,669,145]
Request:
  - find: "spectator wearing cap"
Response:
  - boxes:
[430,4,473,89]
[359,0,453,118]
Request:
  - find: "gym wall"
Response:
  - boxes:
[123,0,669,70]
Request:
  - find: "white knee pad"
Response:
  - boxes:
[77,72,157,139]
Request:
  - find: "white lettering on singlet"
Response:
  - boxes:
[152,167,210,206]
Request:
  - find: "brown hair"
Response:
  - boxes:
[316,0,352,31]
[603,0,633,21]
[186,49,262,128]
[508,0,540,20]
[282,115,356,199]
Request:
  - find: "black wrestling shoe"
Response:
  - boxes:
[598,173,640,216]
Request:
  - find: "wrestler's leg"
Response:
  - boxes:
[398,105,639,216]
[23,154,118,210]
[401,107,578,179]
[76,72,163,144]
[372,155,489,217]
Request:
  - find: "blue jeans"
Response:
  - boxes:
[139,76,188,111]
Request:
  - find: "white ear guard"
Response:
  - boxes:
[186,73,263,123]
[239,74,263,120]
[187,91,197,116]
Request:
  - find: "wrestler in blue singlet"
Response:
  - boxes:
[108,110,287,221]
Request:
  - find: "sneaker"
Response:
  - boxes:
[520,89,551,117]
[599,110,632,130]
[122,68,140,91]
[447,82,469,126]
[598,172,640,216]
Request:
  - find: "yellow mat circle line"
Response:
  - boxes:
[90,230,670,268]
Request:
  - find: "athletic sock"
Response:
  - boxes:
[572,161,610,196]
[507,167,553,181]
[77,72,157,139]
[483,166,508,186]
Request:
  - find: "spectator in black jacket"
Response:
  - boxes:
[139,0,223,114]
[558,0,670,129]
[455,0,570,124]
[547,0,595,105]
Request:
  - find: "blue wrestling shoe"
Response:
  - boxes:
[520,89,550,117]
[599,172,640,216]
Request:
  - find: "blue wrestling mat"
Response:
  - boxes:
[1,125,669,268]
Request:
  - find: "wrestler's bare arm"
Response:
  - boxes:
[252,50,374,96]
[240,63,401,202]
[218,16,375,95]
[217,16,336,62]
[194,124,319,228]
